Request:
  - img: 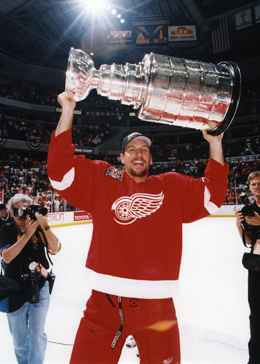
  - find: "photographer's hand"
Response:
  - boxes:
[24,218,39,238]
[35,212,60,253]
[245,211,260,226]
[235,210,252,245]
[236,210,245,230]
[35,212,48,230]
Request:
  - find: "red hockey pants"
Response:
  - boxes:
[70,290,180,364]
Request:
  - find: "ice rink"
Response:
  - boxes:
[0,217,251,364]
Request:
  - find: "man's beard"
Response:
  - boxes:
[129,166,148,178]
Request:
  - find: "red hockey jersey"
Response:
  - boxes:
[47,130,229,299]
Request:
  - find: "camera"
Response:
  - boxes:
[28,270,40,303]
[13,204,48,220]
[22,263,41,303]
[239,193,255,230]
[240,193,255,217]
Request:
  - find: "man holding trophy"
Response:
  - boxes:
[47,49,240,363]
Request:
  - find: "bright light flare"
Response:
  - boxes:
[82,0,106,12]
[147,320,177,332]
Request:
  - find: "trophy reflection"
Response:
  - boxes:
[65,47,241,135]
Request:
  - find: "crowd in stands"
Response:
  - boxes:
[240,72,260,101]
[0,115,53,144]
[0,79,61,107]
[0,113,116,148]
[0,112,116,149]
[0,154,72,212]
[150,137,260,205]
[0,78,117,147]
[71,122,116,148]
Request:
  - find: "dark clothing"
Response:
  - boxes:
[0,222,49,312]
[0,211,13,228]
[248,270,260,364]
[243,202,260,364]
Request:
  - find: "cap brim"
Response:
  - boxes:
[132,136,152,147]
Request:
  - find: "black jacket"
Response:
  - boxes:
[0,222,49,312]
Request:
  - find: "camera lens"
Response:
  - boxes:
[13,207,27,217]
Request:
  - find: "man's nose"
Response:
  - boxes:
[135,149,143,156]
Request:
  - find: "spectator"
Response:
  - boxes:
[0,203,13,228]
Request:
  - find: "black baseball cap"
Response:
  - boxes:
[121,132,152,153]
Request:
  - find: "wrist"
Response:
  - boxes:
[43,225,50,231]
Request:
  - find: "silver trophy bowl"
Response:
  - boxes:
[65,47,241,135]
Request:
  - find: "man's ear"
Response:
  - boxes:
[120,153,125,165]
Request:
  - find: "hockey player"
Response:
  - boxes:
[47,90,229,364]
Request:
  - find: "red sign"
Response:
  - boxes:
[74,211,92,222]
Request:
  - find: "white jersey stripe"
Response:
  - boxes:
[49,167,75,191]
[81,267,181,299]
[204,185,219,214]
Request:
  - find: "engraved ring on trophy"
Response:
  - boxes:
[65,47,241,135]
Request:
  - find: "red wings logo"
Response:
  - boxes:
[112,192,164,225]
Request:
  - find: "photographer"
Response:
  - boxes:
[0,193,60,364]
[236,171,260,364]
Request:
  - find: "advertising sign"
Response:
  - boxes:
[108,30,133,45]
[135,25,168,45]
[168,25,196,42]
[235,8,252,30]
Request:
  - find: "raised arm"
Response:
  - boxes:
[55,91,76,137]
[202,130,224,166]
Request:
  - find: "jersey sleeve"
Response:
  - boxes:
[176,158,229,223]
[47,130,107,212]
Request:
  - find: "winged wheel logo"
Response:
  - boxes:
[112,192,164,225]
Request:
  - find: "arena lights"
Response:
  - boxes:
[86,0,106,12]
[106,3,125,23]
[79,0,125,23]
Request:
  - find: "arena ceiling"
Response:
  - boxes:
[0,0,260,72]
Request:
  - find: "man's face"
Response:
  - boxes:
[11,201,30,230]
[249,176,260,198]
[0,209,7,219]
[120,139,152,183]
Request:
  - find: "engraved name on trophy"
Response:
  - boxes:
[65,47,241,135]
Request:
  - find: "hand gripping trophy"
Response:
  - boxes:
[65,47,241,135]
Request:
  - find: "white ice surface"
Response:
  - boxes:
[0,217,250,363]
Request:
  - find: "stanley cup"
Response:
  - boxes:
[65,47,241,135]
